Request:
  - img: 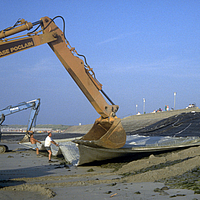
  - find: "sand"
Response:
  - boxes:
[1,109,200,199]
[0,142,200,199]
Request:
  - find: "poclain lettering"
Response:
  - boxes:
[10,41,34,53]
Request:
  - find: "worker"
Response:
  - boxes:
[44,132,59,163]
[29,131,42,156]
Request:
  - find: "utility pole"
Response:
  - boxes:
[143,98,145,114]
[174,92,177,110]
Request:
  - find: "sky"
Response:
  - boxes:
[1,0,200,126]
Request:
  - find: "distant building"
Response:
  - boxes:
[1,127,52,133]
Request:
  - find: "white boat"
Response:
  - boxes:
[21,135,200,166]
[75,135,200,165]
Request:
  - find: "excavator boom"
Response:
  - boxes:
[0,98,40,152]
[0,16,126,149]
[0,99,40,127]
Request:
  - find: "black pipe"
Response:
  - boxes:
[101,90,115,105]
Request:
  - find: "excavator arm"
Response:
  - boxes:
[0,16,126,149]
[0,98,40,128]
[0,98,40,152]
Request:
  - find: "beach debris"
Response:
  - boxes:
[159,190,169,196]
[87,168,94,172]
[59,161,69,168]
[134,191,141,194]
[107,182,117,186]
[7,155,14,158]
[170,194,186,198]
[154,187,169,195]
[110,193,117,197]
[161,186,169,190]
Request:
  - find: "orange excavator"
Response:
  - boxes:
[0,16,126,149]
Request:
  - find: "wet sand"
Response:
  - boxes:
[1,108,200,199]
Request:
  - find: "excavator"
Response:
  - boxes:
[0,16,126,149]
[0,98,40,153]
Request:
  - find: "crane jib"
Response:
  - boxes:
[0,38,34,57]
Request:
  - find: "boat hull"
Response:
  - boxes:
[77,136,200,165]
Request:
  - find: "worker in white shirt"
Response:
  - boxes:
[45,132,59,163]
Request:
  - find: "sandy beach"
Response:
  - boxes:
[1,142,200,200]
[1,108,200,199]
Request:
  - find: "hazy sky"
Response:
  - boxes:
[1,1,200,125]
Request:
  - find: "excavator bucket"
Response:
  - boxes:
[74,117,126,149]
[20,133,30,143]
